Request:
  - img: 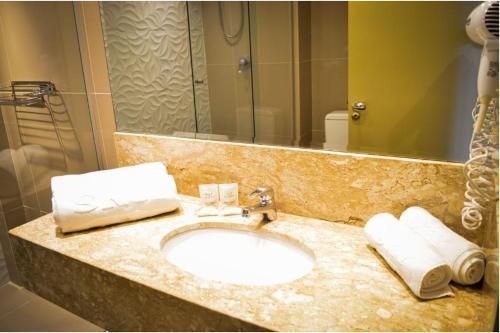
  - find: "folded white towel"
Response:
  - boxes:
[52,162,180,233]
[365,213,453,299]
[400,207,485,285]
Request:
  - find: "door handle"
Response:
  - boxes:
[352,101,366,111]
[351,101,366,120]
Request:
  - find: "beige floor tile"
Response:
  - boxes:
[0,283,31,319]
[0,286,102,332]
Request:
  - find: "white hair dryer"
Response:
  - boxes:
[466,1,499,134]
[461,1,499,231]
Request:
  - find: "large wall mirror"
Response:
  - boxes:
[100,1,481,162]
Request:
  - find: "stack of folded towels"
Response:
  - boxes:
[51,162,180,233]
[365,207,485,299]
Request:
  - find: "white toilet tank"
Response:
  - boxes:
[323,110,348,151]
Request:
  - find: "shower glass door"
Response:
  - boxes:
[188,1,254,143]
[0,1,99,283]
[248,2,295,146]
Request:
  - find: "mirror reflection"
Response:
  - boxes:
[100,1,481,162]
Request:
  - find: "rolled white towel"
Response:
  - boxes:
[52,162,180,233]
[365,213,453,299]
[400,207,485,285]
[484,250,498,290]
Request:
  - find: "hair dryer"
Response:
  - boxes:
[461,1,499,230]
[466,1,499,134]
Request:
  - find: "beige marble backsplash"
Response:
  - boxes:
[114,132,481,242]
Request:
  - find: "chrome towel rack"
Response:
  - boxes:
[0,81,83,170]
[0,81,56,107]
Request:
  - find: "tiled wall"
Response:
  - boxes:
[0,115,21,283]
[310,2,348,146]
[200,2,254,141]
[0,2,99,219]
[74,1,117,170]
[294,2,313,147]
[0,233,7,286]
[0,207,13,285]
[187,2,212,135]
[250,2,295,146]
[249,2,347,148]
[0,2,100,281]
[100,2,197,136]
[89,1,344,149]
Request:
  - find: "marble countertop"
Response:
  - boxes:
[9,195,496,331]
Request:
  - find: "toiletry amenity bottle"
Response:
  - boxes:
[197,184,219,216]
[219,183,241,216]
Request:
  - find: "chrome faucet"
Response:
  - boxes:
[242,186,277,222]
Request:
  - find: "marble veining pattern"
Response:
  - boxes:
[9,196,496,331]
[114,133,482,244]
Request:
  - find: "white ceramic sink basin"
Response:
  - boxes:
[161,225,315,286]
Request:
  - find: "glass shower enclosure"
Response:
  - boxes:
[100,1,296,146]
[0,2,99,284]
[188,1,295,146]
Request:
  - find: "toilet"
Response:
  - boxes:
[323,110,348,151]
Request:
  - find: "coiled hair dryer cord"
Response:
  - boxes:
[461,98,499,230]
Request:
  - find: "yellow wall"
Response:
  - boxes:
[348,1,480,162]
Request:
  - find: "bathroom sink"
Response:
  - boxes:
[161,224,315,286]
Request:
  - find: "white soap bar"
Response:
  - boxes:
[220,206,242,216]
[196,206,219,217]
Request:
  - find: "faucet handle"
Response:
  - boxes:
[243,186,277,221]
[248,186,274,200]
